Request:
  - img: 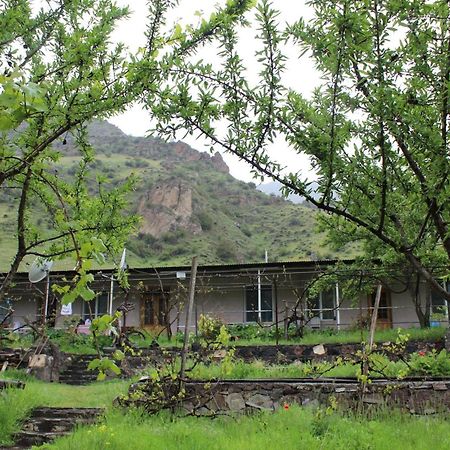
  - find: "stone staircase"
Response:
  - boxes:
[1,407,103,449]
[58,354,98,385]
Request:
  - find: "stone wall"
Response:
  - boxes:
[232,340,445,363]
[118,340,445,375]
[180,379,450,416]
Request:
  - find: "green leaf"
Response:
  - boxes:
[0,115,14,131]
[97,371,106,381]
[87,359,101,370]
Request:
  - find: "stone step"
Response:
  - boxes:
[59,370,97,376]
[8,407,104,448]
[14,431,69,447]
[22,417,96,433]
[59,376,97,383]
[58,379,96,385]
[0,380,25,390]
[30,407,103,419]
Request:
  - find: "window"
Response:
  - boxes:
[82,292,108,321]
[430,282,449,319]
[310,290,336,320]
[245,285,273,322]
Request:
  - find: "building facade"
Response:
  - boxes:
[1,260,448,334]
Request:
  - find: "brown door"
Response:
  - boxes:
[140,291,168,334]
[368,289,392,329]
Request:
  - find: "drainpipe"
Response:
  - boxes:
[335,282,341,331]
[257,269,262,322]
[43,273,50,324]
[109,274,114,317]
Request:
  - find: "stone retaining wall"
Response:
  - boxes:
[231,340,444,363]
[180,379,450,416]
[118,340,445,376]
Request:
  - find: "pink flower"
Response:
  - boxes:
[418,351,426,357]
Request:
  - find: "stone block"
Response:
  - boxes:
[246,393,274,411]
[29,355,51,369]
[271,389,284,401]
[313,344,326,356]
[226,393,246,411]
[362,394,384,405]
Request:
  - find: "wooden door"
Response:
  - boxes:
[140,291,168,334]
[368,289,392,329]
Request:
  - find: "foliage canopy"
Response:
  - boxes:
[147,0,450,307]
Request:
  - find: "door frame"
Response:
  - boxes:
[140,288,170,334]
[367,287,393,329]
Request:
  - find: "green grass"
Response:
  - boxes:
[1,371,449,449]
[41,406,450,450]
[4,326,445,356]
[227,326,447,347]
[0,374,129,446]
[186,359,357,380]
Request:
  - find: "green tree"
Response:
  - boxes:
[147,0,450,325]
[0,0,254,302]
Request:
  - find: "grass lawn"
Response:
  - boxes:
[0,372,129,446]
[42,406,450,450]
[1,373,449,449]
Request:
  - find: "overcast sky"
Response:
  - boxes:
[109,1,318,183]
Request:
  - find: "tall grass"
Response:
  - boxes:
[0,376,129,446]
[41,406,450,450]
[185,358,412,380]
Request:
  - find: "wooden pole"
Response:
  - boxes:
[362,283,383,381]
[368,284,383,350]
[284,302,289,340]
[180,256,198,379]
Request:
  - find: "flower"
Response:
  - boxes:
[418,351,426,357]
[283,403,289,410]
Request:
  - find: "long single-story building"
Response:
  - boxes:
[1,260,448,334]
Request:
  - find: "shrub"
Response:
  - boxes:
[408,349,450,377]
[198,314,224,342]
[197,211,213,231]
[216,239,235,261]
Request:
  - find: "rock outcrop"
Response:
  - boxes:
[138,181,201,237]
[173,142,229,173]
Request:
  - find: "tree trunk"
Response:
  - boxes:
[410,274,430,328]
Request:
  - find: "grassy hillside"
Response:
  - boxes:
[0,121,358,270]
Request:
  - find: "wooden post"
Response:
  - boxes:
[362,283,383,381]
[368,284,383,350]
[180,256,198,379]
[284,302,289,340]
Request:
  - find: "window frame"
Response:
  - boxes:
[309,289,336,321]
[245,284,273,323]
[82,292,109,321]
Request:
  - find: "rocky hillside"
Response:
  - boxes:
[0,121,357,269]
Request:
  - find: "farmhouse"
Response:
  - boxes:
[1,260,448,334]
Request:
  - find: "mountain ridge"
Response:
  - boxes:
[0,121,355,270]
